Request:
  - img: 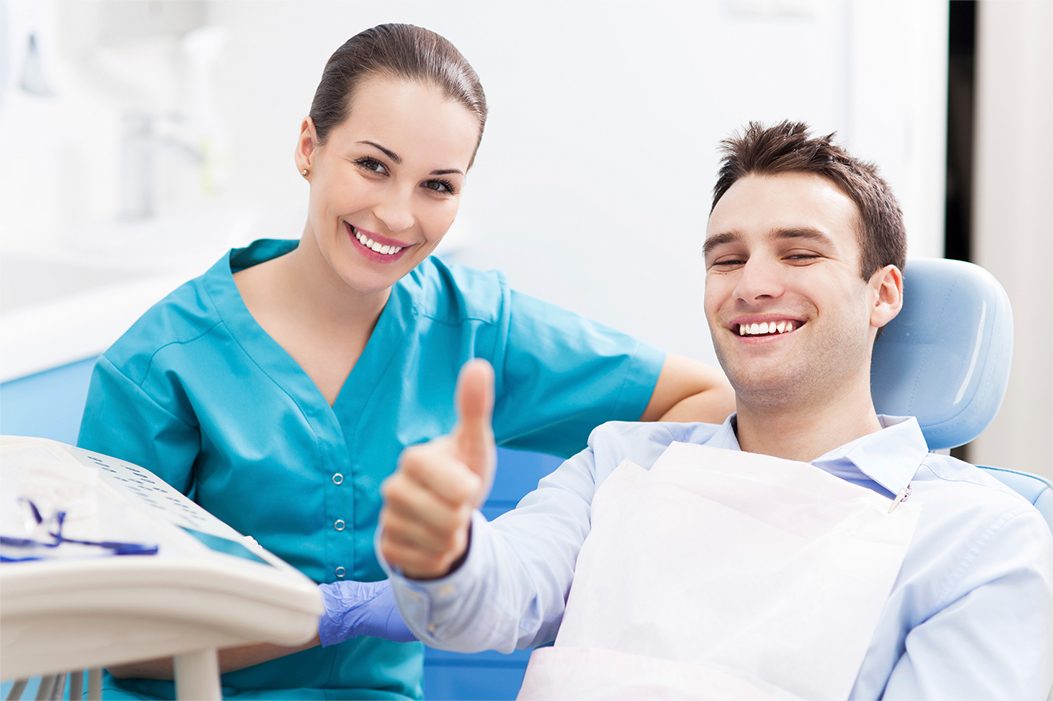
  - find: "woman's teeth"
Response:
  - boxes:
[352,226,404,256]
[738,320,797,336]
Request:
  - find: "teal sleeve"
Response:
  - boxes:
[491,290,665,458]
[77,355,199,496]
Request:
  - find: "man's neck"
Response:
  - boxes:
[734,387,883,463]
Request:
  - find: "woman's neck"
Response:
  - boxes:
[277,231,390,332]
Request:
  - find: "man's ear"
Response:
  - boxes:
[869,264,904,331]
[294,116,319,174]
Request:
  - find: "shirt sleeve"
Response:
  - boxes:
[881,508,1053,700]
[492,289,665,457]
[382,440,602,653]
[77,354,200,496]
[380,422,686,653]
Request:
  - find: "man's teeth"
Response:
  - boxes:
[352,227,403,256]
[738,320,797,336]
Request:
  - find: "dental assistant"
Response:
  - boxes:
[76,24,733,701]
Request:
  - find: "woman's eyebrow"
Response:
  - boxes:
[358,140,401,163]
[357,140,463,176]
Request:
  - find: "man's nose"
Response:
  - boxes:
[373,186,416,233]
[733,257,785,303]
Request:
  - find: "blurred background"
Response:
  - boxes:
[0,0,1049,477]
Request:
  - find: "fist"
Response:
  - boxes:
[379,360,497,579]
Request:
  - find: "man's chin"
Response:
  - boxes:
[727,372,806,407]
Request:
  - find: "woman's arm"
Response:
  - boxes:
[107,640,319,679]
[108,578,415,678]
[640,353,735,423]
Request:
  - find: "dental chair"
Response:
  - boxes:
[870,257,1051,528]
[423,256,1052,700]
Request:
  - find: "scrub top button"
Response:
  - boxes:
[335,566,346,578]
[332,473,344,485]
[334,519,346,531]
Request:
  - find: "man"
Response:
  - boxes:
[376,122,1053,698]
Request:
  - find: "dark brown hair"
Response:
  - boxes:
[309,24,488,163]
[712,121,906,278]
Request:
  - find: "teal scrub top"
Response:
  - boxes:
[77,239,664,700]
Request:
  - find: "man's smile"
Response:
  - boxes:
[728,315,806,339]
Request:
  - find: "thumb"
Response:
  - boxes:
[453,359,496,496]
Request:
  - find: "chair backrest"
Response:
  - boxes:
[871,258,1051,528]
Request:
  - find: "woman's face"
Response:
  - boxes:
[296,76,480,296]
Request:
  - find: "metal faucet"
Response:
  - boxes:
[119,110,205,220]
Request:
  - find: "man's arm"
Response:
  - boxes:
[379,360,600,652]
[882,509,1053,699]
[642,353,735,423]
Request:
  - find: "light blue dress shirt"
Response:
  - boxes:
[77,239,664,700]
[387,415,1053,700]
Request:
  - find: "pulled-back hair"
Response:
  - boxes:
[713,121,906,278]
[310,24,488,163]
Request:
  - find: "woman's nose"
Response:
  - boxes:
[373,187,415,233]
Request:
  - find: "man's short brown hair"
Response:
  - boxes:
[712,121,906,278]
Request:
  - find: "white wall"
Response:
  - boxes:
[200,0,948,363]
[1,0,947,365]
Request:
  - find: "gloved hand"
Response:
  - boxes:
[317,579,417,646]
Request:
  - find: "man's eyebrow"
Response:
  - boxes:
[703,232,739,258]
[358,140,401,164]
[771,227,835,246]
[703,227,836,258]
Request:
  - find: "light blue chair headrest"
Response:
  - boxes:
[871,258,1013,451]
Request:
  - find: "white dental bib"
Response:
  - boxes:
[517,442,921,700]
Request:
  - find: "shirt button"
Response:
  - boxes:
[332,473,344,485]
[427,623,438,634]
[335,566,346,578]
[334,519,346,531]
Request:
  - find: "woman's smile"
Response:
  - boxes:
[345,222,413,263]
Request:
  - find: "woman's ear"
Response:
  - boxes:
[870,264,904,331]
[295,116,318,176]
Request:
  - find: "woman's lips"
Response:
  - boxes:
[345,222,412,263]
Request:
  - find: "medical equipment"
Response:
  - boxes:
[870,257,1052,527]
[0,436,322,700]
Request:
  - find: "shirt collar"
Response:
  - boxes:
[709,414,743,451]
[715,414,928,496]
[813,415,928,495]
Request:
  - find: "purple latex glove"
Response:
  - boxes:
[317,579,417,646]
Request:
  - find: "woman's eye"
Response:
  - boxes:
[423,179,456,195]
[355,157,388,175]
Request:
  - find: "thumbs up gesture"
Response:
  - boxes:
[379,360,497,579]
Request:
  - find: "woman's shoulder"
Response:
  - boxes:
[400,256,509,325]
[102,257,232,379]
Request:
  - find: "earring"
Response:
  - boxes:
[300,168,309,177]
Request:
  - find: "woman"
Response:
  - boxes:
[78,24,733,700]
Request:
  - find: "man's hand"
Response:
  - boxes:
[379,360,497,579]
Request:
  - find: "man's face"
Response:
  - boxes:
[703,172,896,410]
